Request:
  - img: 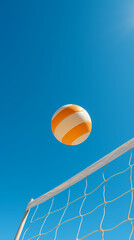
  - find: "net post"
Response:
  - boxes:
[14,198,33,240]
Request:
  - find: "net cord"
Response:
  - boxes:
[37,197,54,240]
[53,188,70,240]
[76,177,88,240]
[128,150,134,240]
[21,205,38,240]
[100,164,108,240]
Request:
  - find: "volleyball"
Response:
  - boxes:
[51,104,92,145]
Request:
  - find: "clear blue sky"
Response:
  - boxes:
[0,0,134,239]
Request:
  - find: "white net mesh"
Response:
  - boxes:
[20,149,134,240]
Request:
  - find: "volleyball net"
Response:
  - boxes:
[15,138,134,240]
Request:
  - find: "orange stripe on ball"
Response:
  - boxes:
[61,121,92,145]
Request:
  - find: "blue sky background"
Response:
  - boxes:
[0,0,134,239]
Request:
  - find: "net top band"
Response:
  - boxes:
[27,138,134,210]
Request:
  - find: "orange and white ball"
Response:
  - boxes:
[51,104,92,145]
